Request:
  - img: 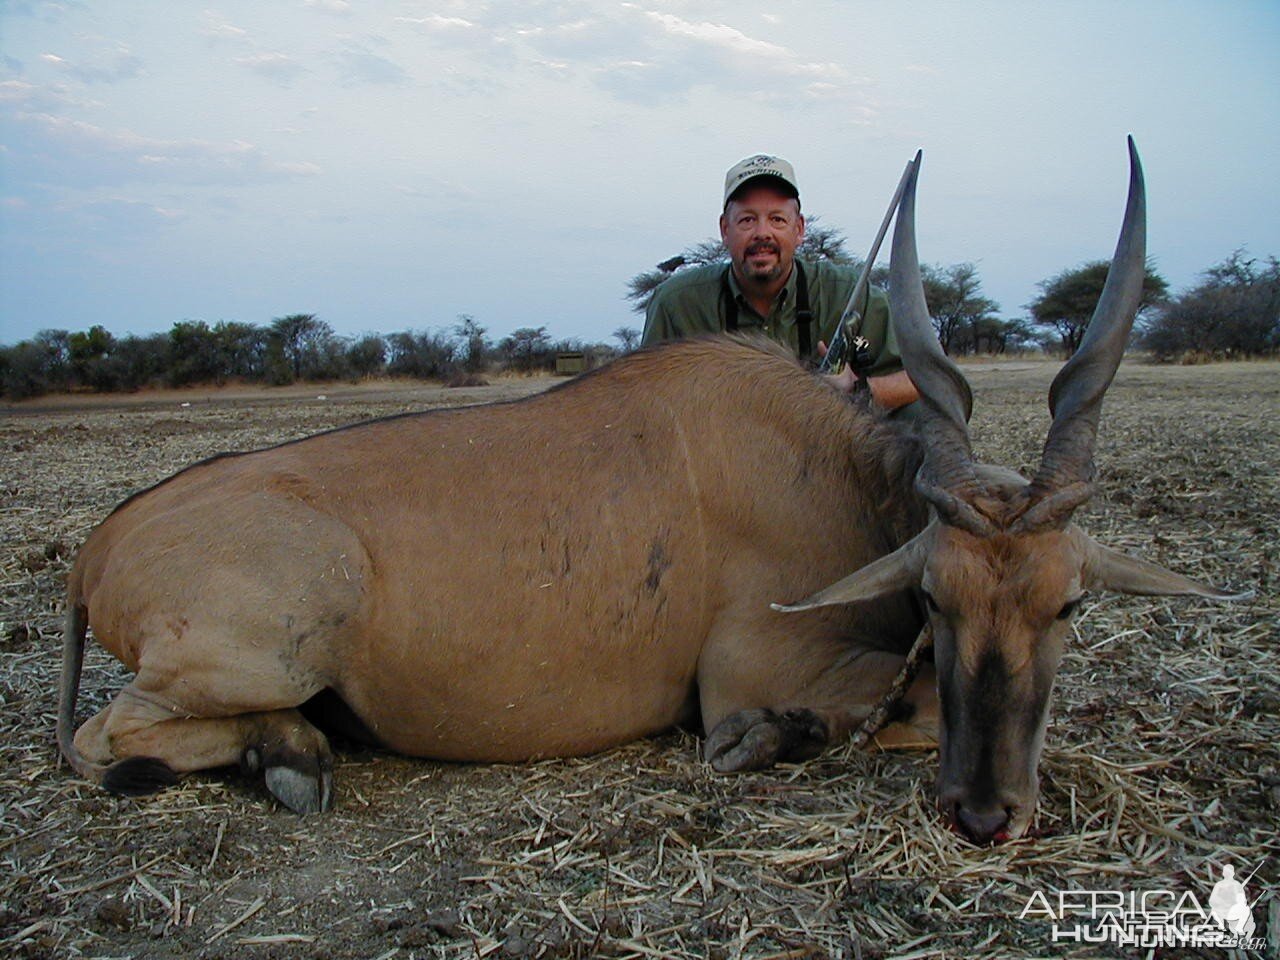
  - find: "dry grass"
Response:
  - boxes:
[1,360,1276,959]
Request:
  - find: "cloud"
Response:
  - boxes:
[38,38,143,84]
[268,159,323,177]
[200,13,311,86]
[303,0,352,15]
[57,196,188,234]
[4,1,82,23]
[330,39,408,86]
[3,112,321,188]
[642,11,825,73]
[0,77,98,111]
[235,51,309,86]
[394,14,476,32]
[637,9,860,103]
[396,3,870,108]
[514,14,638,62]
[393,177,479,203]
[391,9,517,85]
[200,11,252,45]
[589,57,701,104]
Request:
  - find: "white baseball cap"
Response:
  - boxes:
[723,154,800,208]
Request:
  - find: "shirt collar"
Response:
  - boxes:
[726,261,799,324]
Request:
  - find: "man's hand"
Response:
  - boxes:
[864,369,919,410]
[816,340,919,409]
[816,339,862,394]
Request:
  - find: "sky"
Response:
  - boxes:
[1,0,1278,347]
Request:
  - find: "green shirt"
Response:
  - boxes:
[641,259,903,376]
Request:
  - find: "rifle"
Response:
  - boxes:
[818,154,920,375]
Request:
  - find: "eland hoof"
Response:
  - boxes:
[265,765,333,815]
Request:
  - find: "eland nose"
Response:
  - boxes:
[954,805,1012,845]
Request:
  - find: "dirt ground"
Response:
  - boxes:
[1,359,1277,959]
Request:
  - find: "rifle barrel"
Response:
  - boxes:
[819,154,919,373]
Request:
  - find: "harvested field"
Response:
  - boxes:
[2,360,1277,959]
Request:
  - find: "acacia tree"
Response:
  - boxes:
[500,326,552,373]
[980,316,1041,354]
[920,263,1001,355]
[1029,260,1167,354]
[453,314,491,373]
[269,313,341,382]
[613,326,640,352]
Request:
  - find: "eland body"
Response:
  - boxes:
[59,335,932,814]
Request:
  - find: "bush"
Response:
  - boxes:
[1,317,645,396]
[0,340,54,399]
[1139,251,1280,360]
[386,329,458,379]
[346,334,387,379]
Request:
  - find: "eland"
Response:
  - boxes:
[59,139,1237,842]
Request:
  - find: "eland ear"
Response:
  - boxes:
[773,528,932,613]
[1086,541,1248,600]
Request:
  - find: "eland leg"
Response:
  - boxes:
[72,704,116,766]
[699,628,933,772]
[94,682,334,813]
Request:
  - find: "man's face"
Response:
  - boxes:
[720,183,805,287]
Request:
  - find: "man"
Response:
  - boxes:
[642,155,918,410]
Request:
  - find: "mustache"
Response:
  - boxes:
[745,242,780,256]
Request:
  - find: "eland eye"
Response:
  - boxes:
[1056,597,1084,621]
